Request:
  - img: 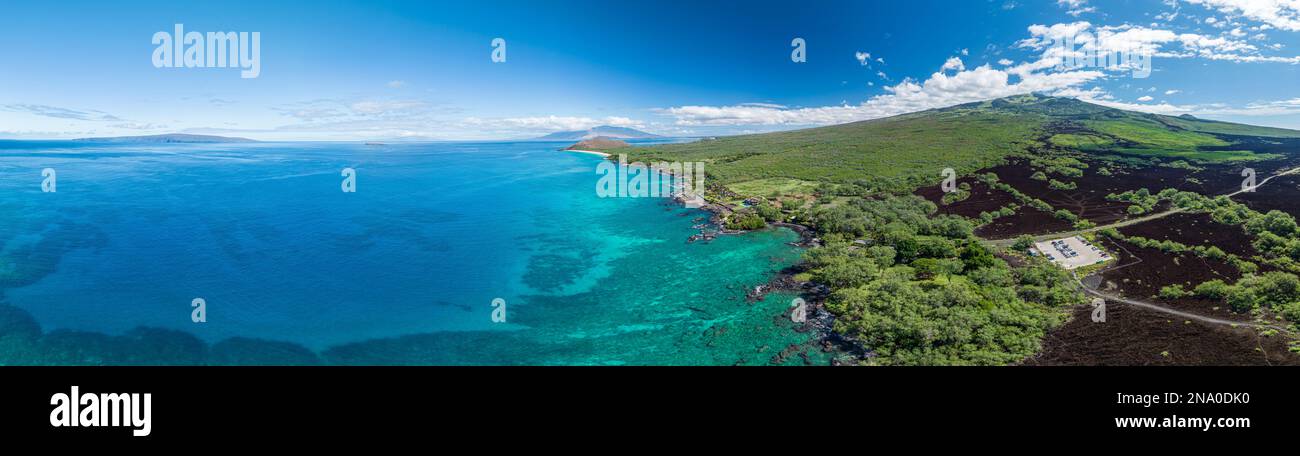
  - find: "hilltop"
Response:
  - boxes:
[565,137,628,151]
[602,94,1300,194]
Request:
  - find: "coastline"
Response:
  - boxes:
[653,179,847,364]
[564,149,612,157]
[582,148,846,364]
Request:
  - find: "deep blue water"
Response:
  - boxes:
[0,140,826,365]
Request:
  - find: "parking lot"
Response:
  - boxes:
[1033,236,1112,270]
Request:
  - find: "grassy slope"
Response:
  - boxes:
[1158,114,1300,138]
[611,105,1046,192]
[604,94,1300,197]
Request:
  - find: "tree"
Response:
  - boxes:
[1159,284,1189,299]
[1193,279,1230,299]
[754,202,783,222]
[1279,301,1300,323]
[1012,235,1036,252]
[1239,271,1300,309]
[1225,287,1257,313]
[959,243,997,271]
[726,211,766,230]
[810,256,880,289]
[1246,210,1298,237]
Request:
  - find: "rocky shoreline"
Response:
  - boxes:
[590,150,862,365]
[660,189,864,365]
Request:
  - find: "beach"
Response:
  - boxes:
[564,149,612,157]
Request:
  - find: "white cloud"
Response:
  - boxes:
[1056,86,1300,119]
[1165,89,1182,95]
[350,100,425,115]
[655,17,1300,130]
[460,115,643,132]
[1020,21,1300,65]
[1187,0,1300,31]
[659,62,1105,126]
[110,122,167,130]
[2,104,122,121]
[386,80,407,89]
[276,98,439,121]
[1057,0,1096,16]
[855,51,871,65]
[941,56,966,72]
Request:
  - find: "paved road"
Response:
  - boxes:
[989,166,1300,332]
[1077,275,1286,330]
[986,166,1300,247]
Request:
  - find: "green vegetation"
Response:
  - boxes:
[726,177,820,199]
[1158,114,1300,138]
[1048,179,1077,191]
[725,210,767,230]
[1107,188,1159,215]
[1121,188,1300,274]
[1192,271,1300,314]
[940,182,972,205]
[976,204,1018,227]
[753,201,784,222]
[981,173,1061,216]
[1085,117,1228,151]
[1030,155,1087,177]
[1161,160,1199,171]
[1049,133,1113,150]
[798,193,1080,365]
[611,107,1043,192]
[1099,228,1254,275]
[596,94,1300,363]
[1159,284,1190,299]
[1012,235,1036,252]
[608,95,1295,203]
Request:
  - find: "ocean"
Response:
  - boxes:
[0,140,828,365]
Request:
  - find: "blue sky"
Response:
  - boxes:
[2,0,1299,140]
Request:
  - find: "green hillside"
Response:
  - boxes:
[604,94,1300,196]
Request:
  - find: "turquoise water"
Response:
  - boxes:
[0,140,828,365]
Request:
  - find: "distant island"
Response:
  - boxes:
[73,134,258,143]
[534,125,660,141]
